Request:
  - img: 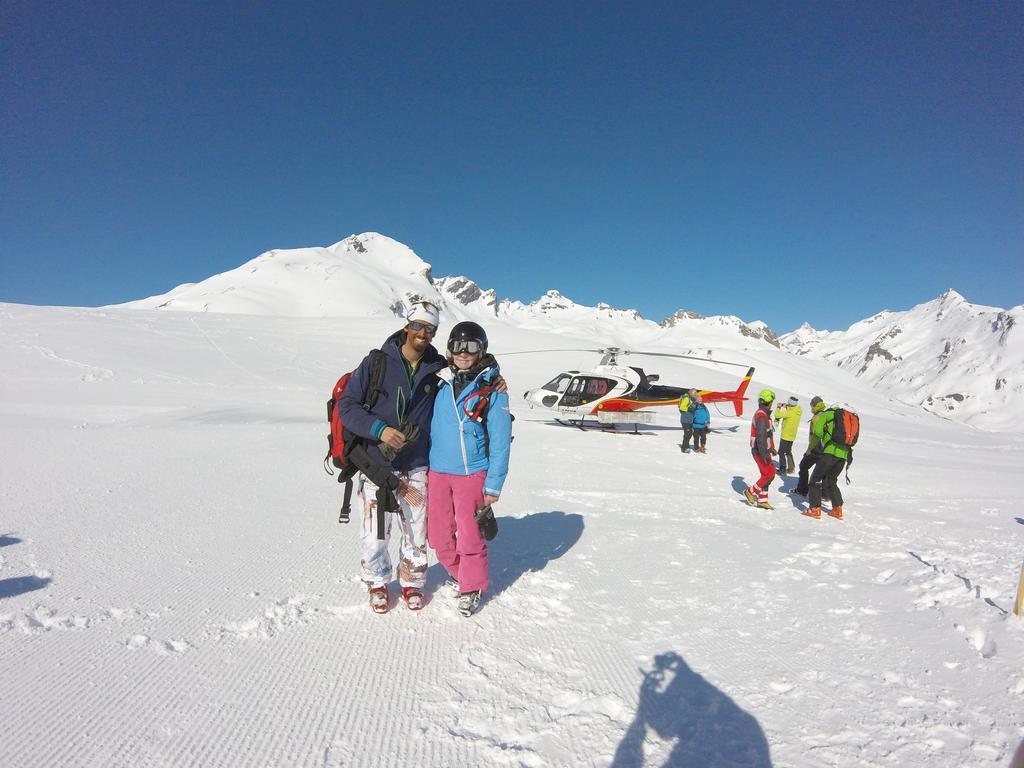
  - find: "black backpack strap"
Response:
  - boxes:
[364,349,387,411]
[339,478,353,523]
[375,483,401,540]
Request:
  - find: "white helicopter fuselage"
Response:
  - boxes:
[523,364,652,418]
[518,347,754,424]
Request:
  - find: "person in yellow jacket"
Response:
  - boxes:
[773,396,803,474]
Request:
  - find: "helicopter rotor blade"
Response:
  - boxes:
[500,348,602,356]
[498,347,749,368]
[622,351,751,368]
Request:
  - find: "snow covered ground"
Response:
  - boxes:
[2,302,1022,767]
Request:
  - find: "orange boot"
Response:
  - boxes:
[802,506,821,519]
[827,505,844,520]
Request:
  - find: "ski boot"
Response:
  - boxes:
[442,578,460,599]
[458,591,482,617]
[827,505,844,520]
[802,507,821,519]
[368,586,389,614]
[743,487,757,505]
[755,500,774,510]
[401,587,423,611]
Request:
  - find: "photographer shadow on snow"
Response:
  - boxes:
[611,651,772,768]
[0,575,51,600]
[428,511,584,600]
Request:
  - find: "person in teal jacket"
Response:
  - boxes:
[427,321,512,617]
[803,403,850,520]
[691,395,711,453]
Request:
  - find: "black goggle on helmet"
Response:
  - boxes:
[447,321,488,356]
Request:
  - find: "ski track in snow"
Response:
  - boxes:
[1,305,1022,767]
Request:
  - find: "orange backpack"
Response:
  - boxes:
[829,408,860,448]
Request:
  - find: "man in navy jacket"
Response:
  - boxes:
[338,302,446,614]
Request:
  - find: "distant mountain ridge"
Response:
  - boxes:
[118,233,1019,429]
[119,232,781,347]
[780,290,1023,429]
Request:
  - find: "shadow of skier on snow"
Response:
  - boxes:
[730,476,748,497]
[0,534,23,548]
[611,651,772,768]
[428,510,584,599]
[0,575,51,600]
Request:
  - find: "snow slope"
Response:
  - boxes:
[1,301,1022,767]
[781,290,1024,431]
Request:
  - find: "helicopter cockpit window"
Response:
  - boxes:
[541,374,572,393]
[559,376,618,407]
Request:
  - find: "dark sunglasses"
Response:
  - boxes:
[448,339,483,355]
[407,321,437,336]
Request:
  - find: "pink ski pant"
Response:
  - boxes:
[427,470,488,594]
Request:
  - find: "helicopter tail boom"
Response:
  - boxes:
[718,366,754,416]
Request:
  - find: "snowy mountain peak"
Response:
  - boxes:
[119,231,441,319]
[659,309,706,327]
[530,290,577,311]
[118,231,784,352]
[780,291,1023,429]
[435,275,498,314]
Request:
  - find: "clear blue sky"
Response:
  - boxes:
[3,2,1021,332]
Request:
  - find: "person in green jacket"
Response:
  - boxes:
[773,396,802,474]
[803,402,850,520]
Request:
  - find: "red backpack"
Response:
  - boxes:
[324,350,387,523]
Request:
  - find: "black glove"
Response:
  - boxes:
[474,504,498,541]
[378,422,420,462]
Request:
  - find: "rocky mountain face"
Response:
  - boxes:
[780,290,1023,430]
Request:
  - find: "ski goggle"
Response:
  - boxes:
[407,321,437,336]
[448,339,483,355]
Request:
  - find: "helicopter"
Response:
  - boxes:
[519,347,754,430]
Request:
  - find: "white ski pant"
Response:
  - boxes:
[358,467,428,590]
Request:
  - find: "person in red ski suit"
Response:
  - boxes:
[744,389,777,507]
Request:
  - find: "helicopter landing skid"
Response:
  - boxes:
[555,418,589,431]
[554,418,645,434]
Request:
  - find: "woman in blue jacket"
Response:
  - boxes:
[427,321,512,617]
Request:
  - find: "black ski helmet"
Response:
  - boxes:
[447,321,488,355]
